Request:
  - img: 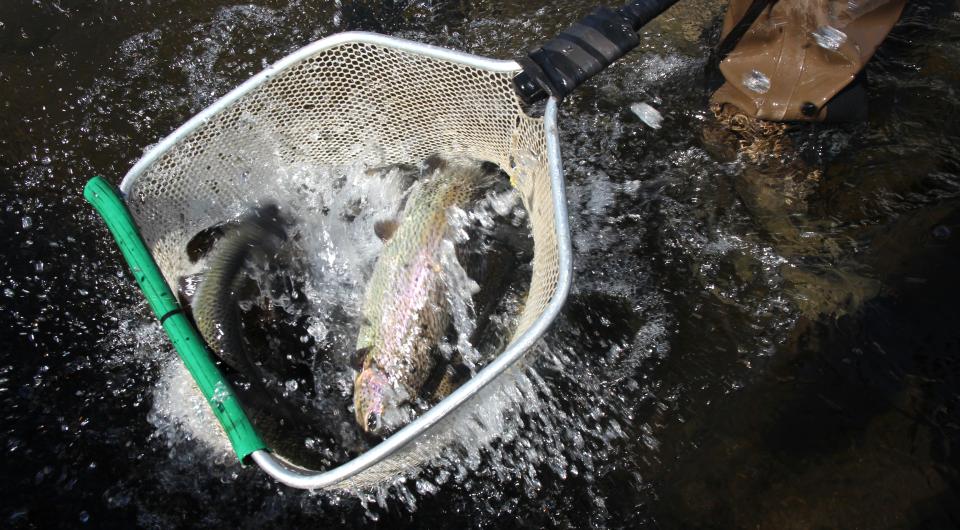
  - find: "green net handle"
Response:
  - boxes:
[84,176,266,462]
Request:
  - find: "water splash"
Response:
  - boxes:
[812,25,847,51]
[630,102,664,129]
[743,69,771,94]
[442,187,526,371]
[139,156,541,487]
[438,238,481,369]
[148,356,232,460]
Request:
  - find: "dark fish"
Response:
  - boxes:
[189,204,313,423]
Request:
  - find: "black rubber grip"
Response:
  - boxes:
[514,0,680,103]
[618,0,680,31]
[158,307,184,324]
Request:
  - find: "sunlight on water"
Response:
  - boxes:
[149,358,232,460]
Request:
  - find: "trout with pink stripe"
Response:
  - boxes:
[353,155,494,435]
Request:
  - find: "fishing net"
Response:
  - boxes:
[119,33,568,490]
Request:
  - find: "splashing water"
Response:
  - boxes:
[442,187,526,371]
[743,69,771,94]
[148,356,231,461]
[438,238,482,368]
[812,25,847,51]
[630,102,665,129]
[149,158,539,478]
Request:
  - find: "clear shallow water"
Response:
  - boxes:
[3,0,960,527]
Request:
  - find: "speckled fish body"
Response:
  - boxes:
[354,156,492,435]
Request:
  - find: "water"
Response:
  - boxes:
[3,0,960,527]
[743,69,771,94]
[168,162,421,466]
[812,25,848,51]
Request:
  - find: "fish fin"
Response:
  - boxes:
[420,360,468,402]
[488,221,534,263]
[351,346,371,370]
[423,154,448,176]
[185,224,227,262]
[374,219,399,241]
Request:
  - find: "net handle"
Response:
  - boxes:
[83,177,267,463]
[514,0,681,102]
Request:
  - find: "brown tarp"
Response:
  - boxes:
[712,0,907,121]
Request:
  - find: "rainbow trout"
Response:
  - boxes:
[353,155,497,435]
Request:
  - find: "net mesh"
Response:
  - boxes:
[122,37,560,489]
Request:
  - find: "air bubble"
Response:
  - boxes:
[307,318,328,342]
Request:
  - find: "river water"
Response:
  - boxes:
[3,0,960,527]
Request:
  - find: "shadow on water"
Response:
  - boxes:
[642,2,960,528]
[650,247,960,528]
[3,0,960,527]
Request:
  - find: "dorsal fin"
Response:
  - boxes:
[351,346,371,370]
[422,154,448,175]
[374,219,399,241]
